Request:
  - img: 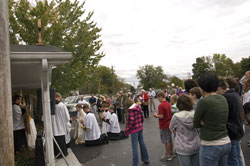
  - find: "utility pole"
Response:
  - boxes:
[0,0,15,165]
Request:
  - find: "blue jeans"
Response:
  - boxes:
[200,143,231,166]
[131,130,149,166]
[178,153,199,166]
[228,140,243,166]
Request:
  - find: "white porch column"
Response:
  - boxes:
[41,59,55,166]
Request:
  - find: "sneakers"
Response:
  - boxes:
[172,153,177,158]
[159,155,173,161]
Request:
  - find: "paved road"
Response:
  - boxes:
[70,99,250,166]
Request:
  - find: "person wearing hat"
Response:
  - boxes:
[140,89,149,118]
[148,88,156,112]
[118,90,129,123]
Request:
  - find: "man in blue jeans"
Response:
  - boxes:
[125,102,150,166]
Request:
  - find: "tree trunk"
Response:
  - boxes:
[0,0,15,165]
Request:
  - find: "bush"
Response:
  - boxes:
[15,147,35,166]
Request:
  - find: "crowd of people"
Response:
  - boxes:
[11,70,250,166]
[151,71,250,166]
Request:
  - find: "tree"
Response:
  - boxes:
[169,76,184,88]
[192,56,213,80]
[9,0,104,95]
[212,54,234,77]
[232,62,242,79]
[79,66,133,94]
[241,56,250,75]
[136,65,168,90]
[192,54,243,79]
[0,0,14,165]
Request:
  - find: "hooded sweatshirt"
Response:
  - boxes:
[169,110,200,155]
[125,104,144,135]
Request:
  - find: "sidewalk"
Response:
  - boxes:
[55,148,82,166]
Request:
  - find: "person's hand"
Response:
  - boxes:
[80,119,84,123]
[153,113,157,118]
[200,121,205,126]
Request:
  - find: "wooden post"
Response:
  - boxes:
[0,0,15,165]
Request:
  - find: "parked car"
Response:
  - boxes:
[63,96,79,115]
[63,95,91,117]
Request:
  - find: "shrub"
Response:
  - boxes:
[15,147,35,166]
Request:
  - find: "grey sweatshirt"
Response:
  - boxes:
[169,110,200,155]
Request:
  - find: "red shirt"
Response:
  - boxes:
[140,92,149,103]
[106,99,111,107]
[158,101,172,130]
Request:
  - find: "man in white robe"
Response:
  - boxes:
[102,105,127,140]
[83,104,108,146]
[12,95,27,153]
[100,104,111,134]
[51,92,70,157]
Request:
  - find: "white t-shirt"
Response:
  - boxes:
[148,91,156,99]
[109,113,121,133]
[84,113,101,140]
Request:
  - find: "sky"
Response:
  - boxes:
[84,0,250,86]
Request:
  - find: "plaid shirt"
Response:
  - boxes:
[125,104,144,135]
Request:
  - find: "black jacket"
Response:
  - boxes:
[223,89,244,140]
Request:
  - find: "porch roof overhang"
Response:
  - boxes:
[10,45,72,89]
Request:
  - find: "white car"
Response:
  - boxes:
[63,96,91,116]
[63,96,79,113]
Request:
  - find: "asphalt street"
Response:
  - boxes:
[70,99,250,166]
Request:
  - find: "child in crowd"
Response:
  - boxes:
[189,87,202,110]
[170,94,179,115]
[170,94,200,166]
[74,104,86,144]
[170,94,179,156]
[99,103,111,134]
[153,91,174,161]
[101,105,127,140]
[82,104,108,146]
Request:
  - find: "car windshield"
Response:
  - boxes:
[84,96,91,102]
[64,96,79,104]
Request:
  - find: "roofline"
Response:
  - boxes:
[10,52,72,64]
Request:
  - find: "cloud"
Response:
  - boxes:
[85,0,250,85]
[107,41,138,47]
